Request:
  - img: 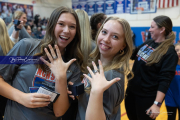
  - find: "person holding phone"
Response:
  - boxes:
[0,6,83,120]
[7,11,31,43]
[125,15,178,120]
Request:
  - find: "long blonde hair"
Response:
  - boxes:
[88,17,133,76]
[146,15,175,66]
[75,9,92,72]
[0,18,14,55]
[7,11,25,30]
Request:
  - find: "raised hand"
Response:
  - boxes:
[83,60,120,93]
[40,44,76,80]
[20,93,51,108]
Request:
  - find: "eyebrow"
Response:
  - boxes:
[57,20,76,26]
[102,28,120,35]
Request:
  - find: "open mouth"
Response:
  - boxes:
[100,43,111,50]
[59,35,69,41]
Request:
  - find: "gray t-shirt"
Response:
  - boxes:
[76,69,124,120]
[0,38,81,120]
[8,25,31,41]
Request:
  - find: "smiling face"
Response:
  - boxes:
[97,20,126,61]
[54,13,76,52]
[149,20,162,40]
[19,13,27,25]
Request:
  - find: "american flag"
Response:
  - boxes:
[157,0,179,8]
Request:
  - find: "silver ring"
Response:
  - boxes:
[94,69,99,74]
[53,56,58,60]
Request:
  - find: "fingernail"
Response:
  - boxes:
[116,78,120,80]
[87,66,89,69]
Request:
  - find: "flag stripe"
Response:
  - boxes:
[157,0,179,8]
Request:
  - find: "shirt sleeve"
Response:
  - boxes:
[157,46,178,94]
[0,38,40,82]
[103,69,125,120]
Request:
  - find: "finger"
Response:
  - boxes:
[87,66,94,77]
[92,61,98,72]
[107,78,120,88]
[55,45,62,59]
[98,60,104,74]
[33,93,51,99]
[31,102,50,108]
[146,109,150,115]
[67,90,72,94]
[48,44,57,59]
[40,57,50,66]
[67,59,76,68]
[149,112,154,118]
[83,74,92,82]
[68,81,74,85]
[44,48,53,63]
[31,97,51,102]
[69,95,75,100]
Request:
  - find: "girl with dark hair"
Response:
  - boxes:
[125,15,178,120]
[0,6,83,120]
[90,13,107,40]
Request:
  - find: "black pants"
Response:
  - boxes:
[166,106,180,120]
[125,92,156,120]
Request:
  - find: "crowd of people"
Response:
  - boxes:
[0,5,179,120]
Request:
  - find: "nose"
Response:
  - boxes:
[149,28,151,32]
[63,25,70,33]
[103,35,110,43]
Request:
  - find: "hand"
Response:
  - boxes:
[20,93,51,108]
[67,81,75,100]
[40,44,76,80]
[83,60,120,93]
[14,20,23,30]
[146,104,160,119]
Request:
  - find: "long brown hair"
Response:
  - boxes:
[146,15,175,66]
[35,6,83,72]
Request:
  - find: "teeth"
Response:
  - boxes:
[101,44,109,49]
[60,36,68,39]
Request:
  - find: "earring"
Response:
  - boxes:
[119,49,124,55]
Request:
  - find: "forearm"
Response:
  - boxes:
[0,77,25,104]
[53,75,70,117]
[155,91,165,103]
[86,90,106,120]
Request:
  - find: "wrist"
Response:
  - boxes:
[154,101,162,107]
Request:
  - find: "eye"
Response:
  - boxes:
[70,26,76,29]
[58,23,63,26]
[112,35,118,39]
[101,30,107,34]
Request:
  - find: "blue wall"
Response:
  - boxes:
[131,26,180,47]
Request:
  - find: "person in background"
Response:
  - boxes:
[7,11,31,43]
[165,43,180,120]
[75,9,96,70]
[144,29,151,41]
[74,16,133,120]
[90,13,107,41]
[125,15,178,120]
[0,6,83,120]
[0,18,14,120]
[24,24,32,36]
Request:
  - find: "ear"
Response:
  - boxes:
[160,27,165,34]
[97,23,102,29]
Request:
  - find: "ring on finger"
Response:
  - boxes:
[94,69,99,74]
[53,56,58,60]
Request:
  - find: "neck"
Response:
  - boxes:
[59,47,65,55]
[154,36,165,43]
[100,54,112,66]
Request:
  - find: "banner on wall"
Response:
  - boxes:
[0,2,33,25]
[72,0,151,15]
[130,0,157,14]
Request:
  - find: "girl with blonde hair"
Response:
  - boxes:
[7,10,31,43]
[74,16,133,120]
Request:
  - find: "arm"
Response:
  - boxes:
[40,45,76,117]
[85,61,121,120]
[146,47,178,119]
